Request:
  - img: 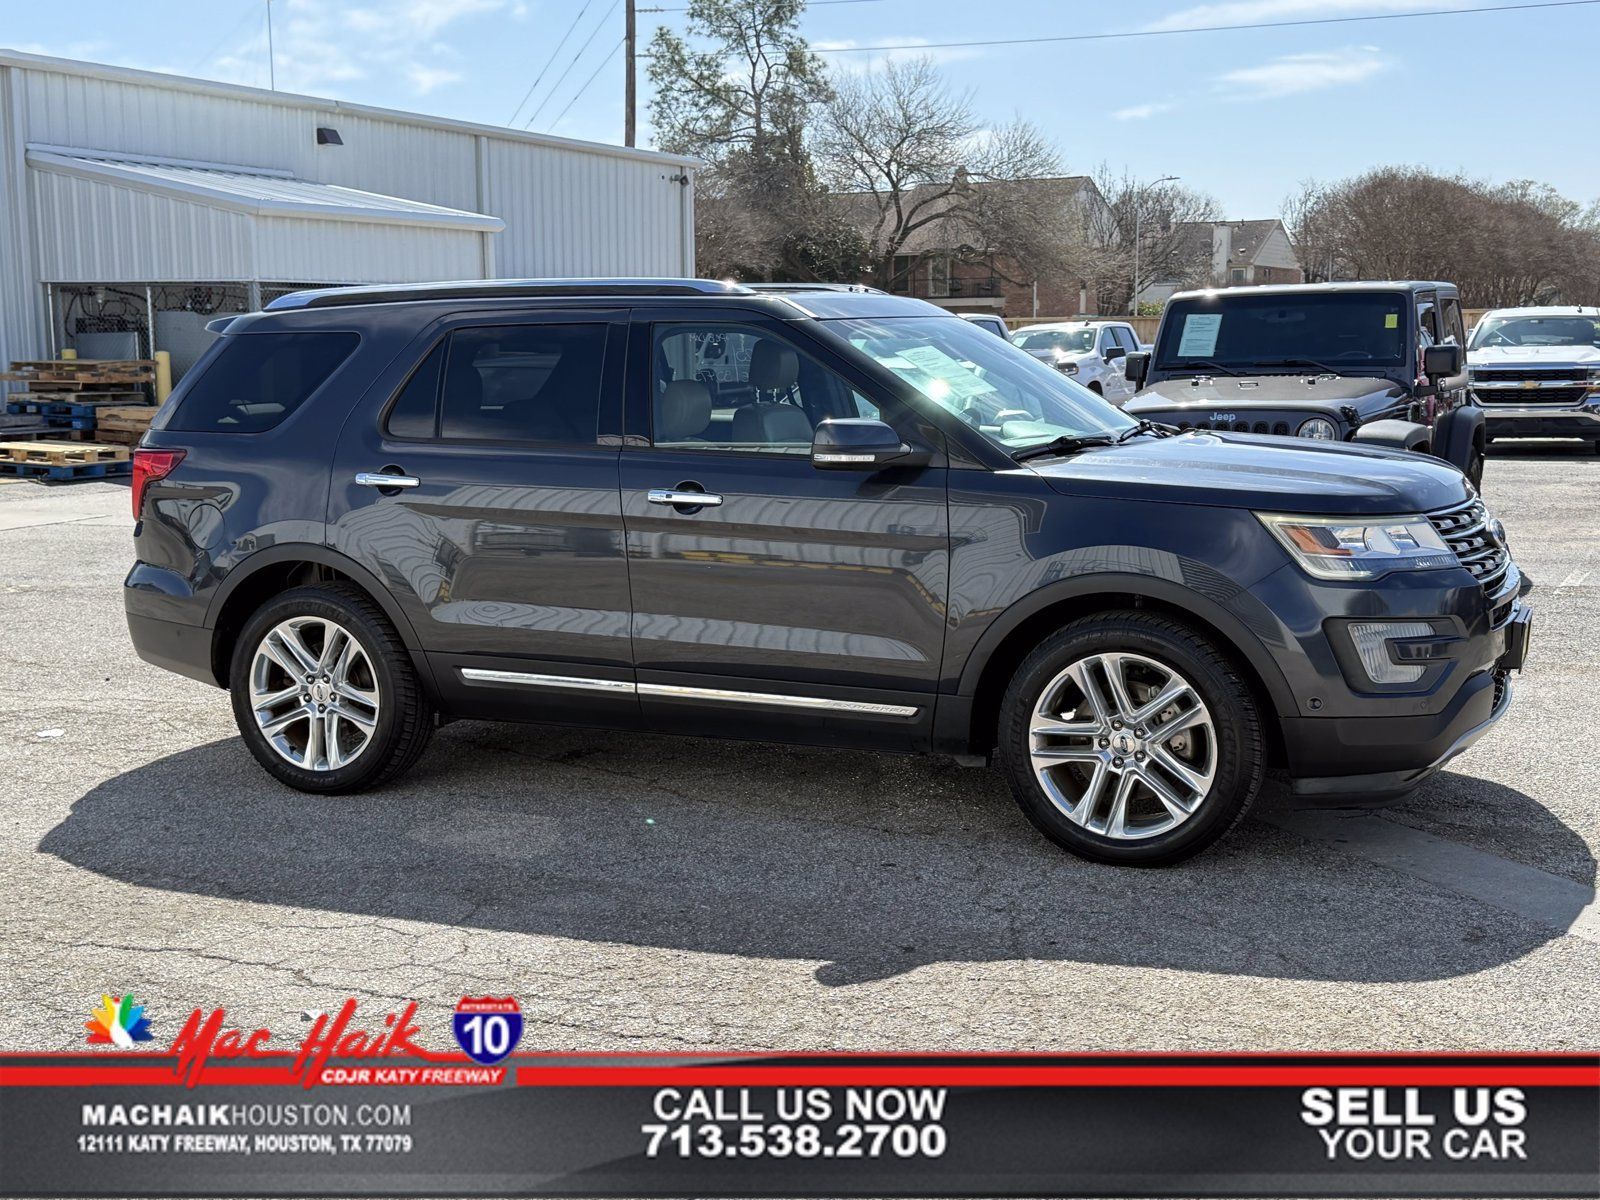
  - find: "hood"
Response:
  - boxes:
[1468,345,1600,367]
[1128,374,1400,413]
[1024,429,1470,515]
[1022,348,1088,366]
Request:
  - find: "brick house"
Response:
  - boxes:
[835,175,1110,320]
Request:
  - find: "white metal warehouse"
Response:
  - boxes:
[0,48,697,384]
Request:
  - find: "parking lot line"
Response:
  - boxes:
[1266,809,1599,944]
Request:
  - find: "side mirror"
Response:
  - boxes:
[1104,345,1127,362]
[1123,351,1150,390]
[812,418,927,470]
[1423,344,1463,378]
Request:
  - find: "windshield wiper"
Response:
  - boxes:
[1114,419,1175,444]
[1173,360,1236,377]
[1256,357,1342,374]
[1012,434,1117,463]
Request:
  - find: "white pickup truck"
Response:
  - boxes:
[1009,320,1144,406]
[1467,306,1600,451]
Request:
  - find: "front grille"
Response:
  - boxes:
[1471,367,1588,382]
[1427,498,1511,595]
[1474,386,1590,406]
[1175,419,1292,436]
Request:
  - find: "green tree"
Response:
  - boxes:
[648,0,864,280]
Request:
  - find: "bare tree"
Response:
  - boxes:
[1087,167,1221,315]
[1282,167,1600,306]
[813,57,1072,290]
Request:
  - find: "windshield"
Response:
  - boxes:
[1013,328,1096,354]
[1155,292,1408,369]
[1470,314,1600,349]
[827,316,1134,450]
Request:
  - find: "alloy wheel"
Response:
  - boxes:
[1027,651,1217,840]
[249,617,380,772]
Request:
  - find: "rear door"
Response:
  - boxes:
[329,307,638,726]
[617,311,950,750]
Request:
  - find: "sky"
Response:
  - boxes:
[4,0,1597,217]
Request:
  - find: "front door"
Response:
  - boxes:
[617,316,950,750]
[329,308,638,725]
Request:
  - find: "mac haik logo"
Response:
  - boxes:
[168,998,425,1087]
[85,993,155,1047]
[452,996,522,1065]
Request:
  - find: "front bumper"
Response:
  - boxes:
[1283,600,1529,803]
[1483,402,1600,440]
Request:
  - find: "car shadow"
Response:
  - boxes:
[39,722,1594,987]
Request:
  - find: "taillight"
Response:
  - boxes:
[131,449,186,517]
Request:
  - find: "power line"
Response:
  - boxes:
[191,1,265,71]
[527,0,622,128]
[804,0,1600,54]
[550,38,627,130]
[507,0,593,125]
[642,0,887,9]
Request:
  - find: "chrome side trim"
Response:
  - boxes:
[638,682,918,718]
[459,669,633,694]
[455,669,918,717]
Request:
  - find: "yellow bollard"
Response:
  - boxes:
[61,348,77,360]
[154,350,173,403]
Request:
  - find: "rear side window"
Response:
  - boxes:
[438,323,607,444]
[385,341,445,439]
[168,332,358,433]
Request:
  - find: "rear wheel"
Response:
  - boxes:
[229,583,434,793]
[1465,442,1485,487]
[996,611,1264,866]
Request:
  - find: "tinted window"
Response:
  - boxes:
[1155,293,1407,367]
[385,341,444,439]
[651,325,879,454]
[169,332,357,433]
[1114,326,1140,351]
[439,324,606,444]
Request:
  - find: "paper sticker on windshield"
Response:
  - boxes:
[1177,313,1222,357]
[1384,313,1399,329]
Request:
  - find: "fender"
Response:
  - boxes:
[1351,418,1433,454]
[203,542,425,652]
[952,570,1296,714]
[1434,404,1485,472]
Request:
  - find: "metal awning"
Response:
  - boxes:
[25,145,505,232]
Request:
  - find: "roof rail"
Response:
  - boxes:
[264,278,753,311]
[743,282,886,295]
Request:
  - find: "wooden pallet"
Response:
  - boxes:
[0,440,130,466]
[93,406,157,445]
[0,458,132,482]
[3,359,156,389]
[8,391,146,403]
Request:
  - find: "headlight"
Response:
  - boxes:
[1257,513,1457,580]
[1297,417,1338,440]
[1054,360,1079,375]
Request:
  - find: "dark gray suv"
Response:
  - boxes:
[125,280,1531,865]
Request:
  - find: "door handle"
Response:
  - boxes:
[648,488,722,507]
[355,471,420,489]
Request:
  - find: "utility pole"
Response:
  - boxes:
[266,0,276,91]
[624,0,637,147]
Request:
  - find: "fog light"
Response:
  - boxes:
[1348,620,1435,684]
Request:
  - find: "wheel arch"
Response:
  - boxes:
[953,574,1293,760]
[205,545,425,688]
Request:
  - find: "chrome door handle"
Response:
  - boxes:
[355,471,420,489]
[648,488,722,507]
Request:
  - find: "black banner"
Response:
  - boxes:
[2,1053,1595,1196]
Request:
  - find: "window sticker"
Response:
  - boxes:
[1177,313,1223,357]
[891,344,994,401]
[1384,313,1399,329]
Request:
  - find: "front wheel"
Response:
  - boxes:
[229,583,434,793]
[996,611,1264,866]
[1464,443,1485,487]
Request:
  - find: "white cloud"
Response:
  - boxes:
[210,0,506,98]
[1146,0,1441,32]
[1213,45,1389,98]
[1112,102,1174,121]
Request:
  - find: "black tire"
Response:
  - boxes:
[1465,443,1485,488]
[229,583,434,793]
[995,611,1265,866]
[1087,381,1103,395]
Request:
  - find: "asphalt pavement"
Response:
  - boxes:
[1,442,1595,1053]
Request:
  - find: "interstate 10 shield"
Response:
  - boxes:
[452,996,523,1065]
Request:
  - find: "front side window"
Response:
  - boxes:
[651,325,878,454]
[826,315,1134,452]
[437,323,607,444]
[1154,292,1408,369]
[1470,314,1600,349]
[168,331,358,433]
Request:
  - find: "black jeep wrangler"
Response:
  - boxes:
[1123,282,1485,485]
